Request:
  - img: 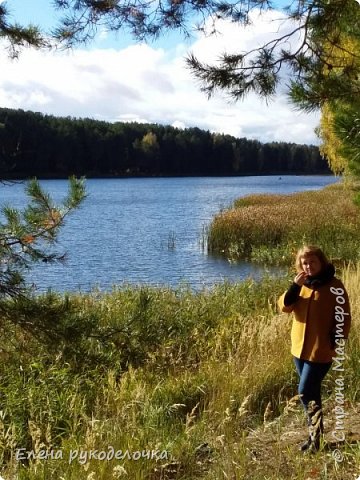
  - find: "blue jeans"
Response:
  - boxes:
[293,357,332,412]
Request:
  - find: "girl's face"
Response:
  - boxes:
[301,255,322,277]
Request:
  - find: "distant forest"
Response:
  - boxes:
[0,108,331,178]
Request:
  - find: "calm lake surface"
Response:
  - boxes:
[1,175,338,292]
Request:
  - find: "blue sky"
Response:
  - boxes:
[0,1,320,144]
[6,0,55,25]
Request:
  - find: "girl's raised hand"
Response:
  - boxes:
[294,271,308,286]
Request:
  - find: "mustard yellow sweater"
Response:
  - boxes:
[278,277,351,363]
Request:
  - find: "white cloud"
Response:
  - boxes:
[0,10,320,144]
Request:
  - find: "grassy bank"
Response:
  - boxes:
[207,182,360,265]
[0,265,360,479]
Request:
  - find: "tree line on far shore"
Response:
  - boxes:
[0,107,331,178]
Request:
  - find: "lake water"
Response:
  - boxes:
[0,175,338,292]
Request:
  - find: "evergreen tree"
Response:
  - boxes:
[0,106,328,177]
[315,11,359,183]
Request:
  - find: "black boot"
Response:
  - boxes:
[300,402,323,453]
[307,402,324,453]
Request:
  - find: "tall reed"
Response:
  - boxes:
[207,182,360,265]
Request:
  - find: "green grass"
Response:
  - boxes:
[0,265,360,479]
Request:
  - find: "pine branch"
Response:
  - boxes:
[0,177,86,297]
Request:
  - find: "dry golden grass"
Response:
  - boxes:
[1,263,360,479]
[208,183,360,264]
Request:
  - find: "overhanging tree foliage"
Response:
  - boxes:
[1,0,265,48]
[1,1,358,105]
[0,3,47,57]
[186,1,360,108]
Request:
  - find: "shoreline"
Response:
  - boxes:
[1,172,336,181]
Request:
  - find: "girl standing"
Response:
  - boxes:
[278,245,351,452]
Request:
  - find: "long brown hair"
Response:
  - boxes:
[295,245,329,273]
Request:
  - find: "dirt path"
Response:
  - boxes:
[244,400,360,479]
